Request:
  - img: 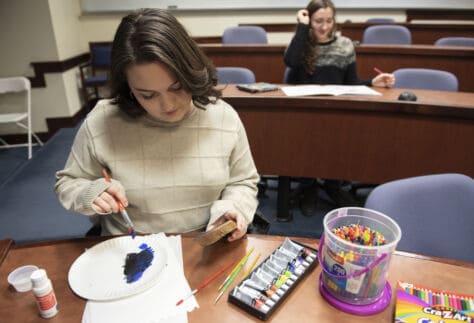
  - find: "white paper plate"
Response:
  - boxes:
[68,235,167,301]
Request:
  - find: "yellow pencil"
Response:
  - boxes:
[217,247,254,291]
[243,252,261,277]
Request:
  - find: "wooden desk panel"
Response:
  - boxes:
[201,44,474,92]
[202,44,287,84]
[221,86,474,183]
[0,235,473,323]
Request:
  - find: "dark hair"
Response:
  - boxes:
[303,0,337,75]
[109,8,221,117]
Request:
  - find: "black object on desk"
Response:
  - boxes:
[398,91,417,101]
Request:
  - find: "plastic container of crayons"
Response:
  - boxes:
[228,238,318,321]
[319,207,401,315]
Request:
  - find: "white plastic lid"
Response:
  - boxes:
[30,268,47,286]
[7,265,39,292]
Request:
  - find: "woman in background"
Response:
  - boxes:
[55,9,259,240]
[284,0,395,215]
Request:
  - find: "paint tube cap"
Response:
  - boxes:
[7,265,39,292]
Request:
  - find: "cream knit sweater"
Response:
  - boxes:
[54,99,259,235]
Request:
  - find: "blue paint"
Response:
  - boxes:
[123,243,154,283]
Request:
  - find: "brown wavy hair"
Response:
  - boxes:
[109,8,221,117]
[303,0,337,75]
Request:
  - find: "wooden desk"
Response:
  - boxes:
[0,235,473,322]
[221,86,474,220]
[222,86,474,182]
[201,44,474,92]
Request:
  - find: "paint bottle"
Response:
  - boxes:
[30,269,58,318]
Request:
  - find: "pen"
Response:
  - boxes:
[373,67,384,75]
[176,260,235,306]
[217,247,254,291]
[102,169,136,238]
[214,248,254,304]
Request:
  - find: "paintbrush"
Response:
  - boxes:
[176,260,236,306]
[102,169,136,239]
[214,247,254,304]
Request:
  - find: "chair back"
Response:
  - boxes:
[0,76,42,159]
[366,18,395,24]
[393,68,458,91]
[0,77,30,94]
[90,44,112,69]
[365,174,474,262]
[222,26,268,44]
[362,25,411,44]
[434,37,474,47]
[216,67,256,84]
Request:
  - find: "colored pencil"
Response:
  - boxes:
[102,169,136,238]
[374,67,384,75]
[176,260,235,306]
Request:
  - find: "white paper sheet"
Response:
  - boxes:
[281,85,381,97]
[82,233,198,323]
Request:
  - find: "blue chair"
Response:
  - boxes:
[362,25,411,44]
[366,18,395,24]
[365,174,474,262]
[216,67,256,84]
[435,37,474,47]
[393,68,458,91]
[80,43,112,109]
[222,26,268,44]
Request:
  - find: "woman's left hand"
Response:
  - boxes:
[372,73,395,88]
[207,211,248,242]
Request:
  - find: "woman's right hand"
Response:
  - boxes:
[92,181,128,214]
[297,9,310,25]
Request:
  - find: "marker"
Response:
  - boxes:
[374,67,384,75]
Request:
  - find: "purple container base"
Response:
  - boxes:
[318,274,392,316]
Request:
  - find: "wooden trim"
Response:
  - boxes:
[29,53,90,88]
[406,9,474,21]
[193,36,221,43]
[239,23,296,32]
[45,103,89,137]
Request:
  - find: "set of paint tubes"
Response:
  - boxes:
[228,238,318,320]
